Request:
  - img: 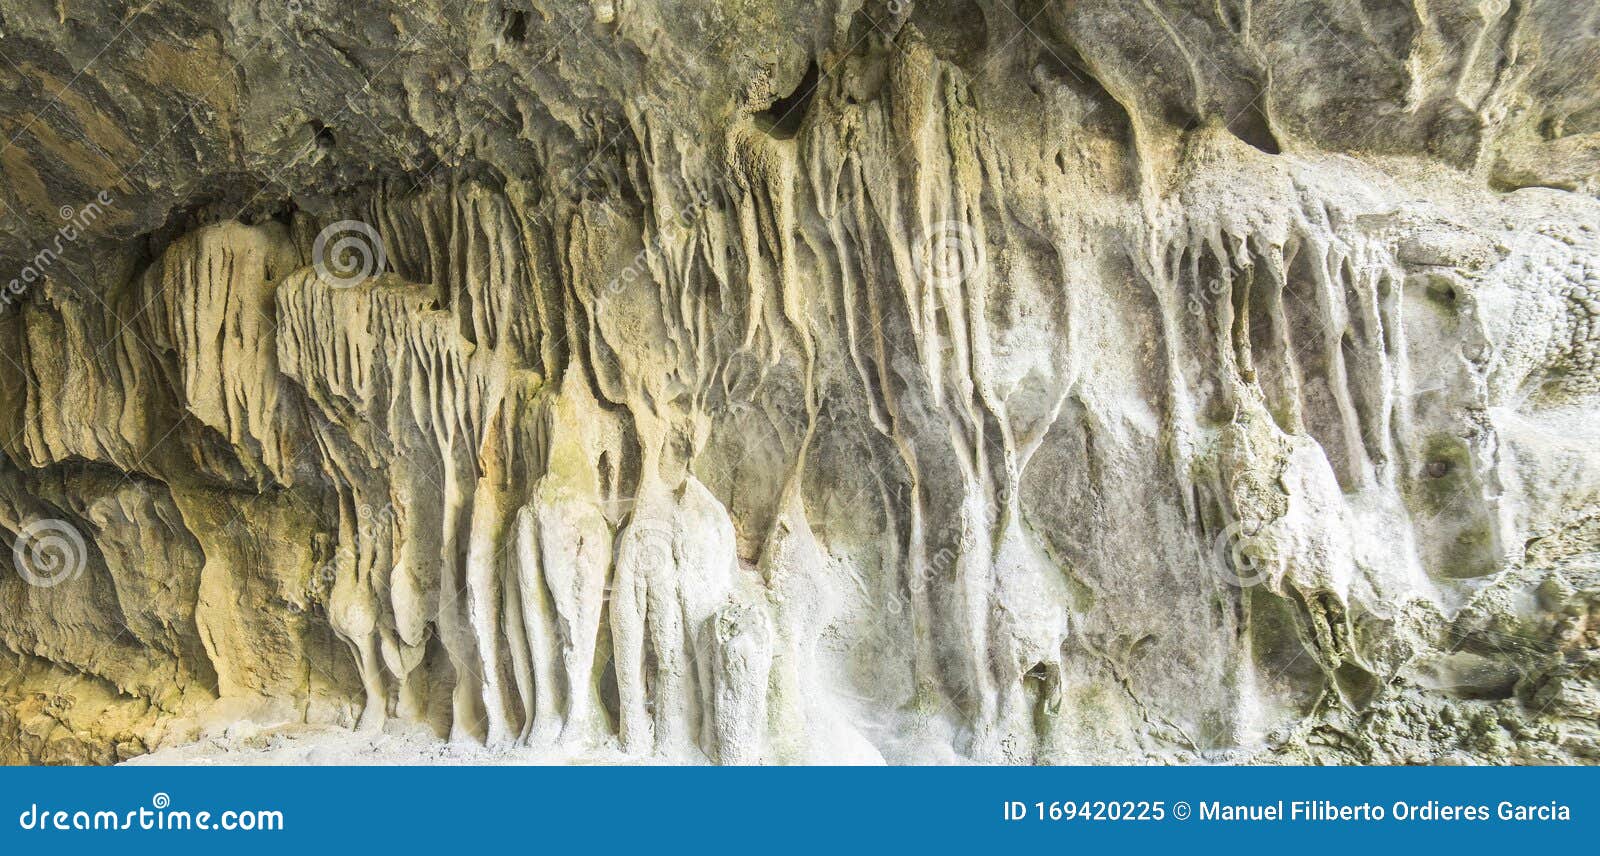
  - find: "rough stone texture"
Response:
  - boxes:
[1,0,1598,765]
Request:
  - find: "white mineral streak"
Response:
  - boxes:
[1,1,1597,765]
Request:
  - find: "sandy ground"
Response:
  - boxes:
[123,722,697,766]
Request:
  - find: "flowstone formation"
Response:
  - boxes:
[1,0,1598,765]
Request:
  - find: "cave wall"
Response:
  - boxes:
[0,0,1597,764]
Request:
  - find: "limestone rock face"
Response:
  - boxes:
[1,1,1598,765]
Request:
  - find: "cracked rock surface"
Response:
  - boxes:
[1,0,1598,764]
